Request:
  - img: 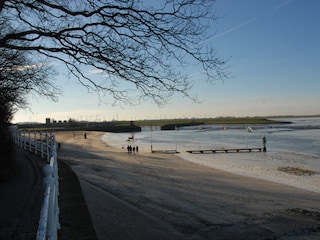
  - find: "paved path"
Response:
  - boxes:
[79,179,184,240]
[0,145,97,240]
[0,146,44,240]
[58,159,97,240]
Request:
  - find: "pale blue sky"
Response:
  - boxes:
[13,0,320,123]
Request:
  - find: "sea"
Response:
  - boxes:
[101,117,320,193]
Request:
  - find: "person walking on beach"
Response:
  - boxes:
[262,135,267,152]
[136,145,139,154]
[127,145,134,155]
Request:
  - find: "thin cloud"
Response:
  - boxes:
[204,17,257,42]
[1,62,51,72]
[207,0,293,42]
[272,0,293,12]
[214,18,256,39]
[201,18,257,43]
[88,69,104,74]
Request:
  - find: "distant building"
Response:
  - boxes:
[45,118,51,125]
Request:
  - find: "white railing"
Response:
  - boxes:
[10,127,60,240]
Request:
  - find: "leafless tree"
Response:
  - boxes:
[0,47,61,110]
[0,42,60,159]
[0,0,227,106]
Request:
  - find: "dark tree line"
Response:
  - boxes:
[0,43,60,165]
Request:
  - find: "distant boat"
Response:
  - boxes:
[127,133,135,141]
[246,126,254,133]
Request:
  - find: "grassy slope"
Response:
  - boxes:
[18,117,289,132]
[135,117,289,127]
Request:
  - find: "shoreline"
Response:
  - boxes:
[102,130,320,194]
[56,131,320,240]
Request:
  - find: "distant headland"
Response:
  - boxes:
[14,116,298,133]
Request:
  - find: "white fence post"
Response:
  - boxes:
[48,133,60,239]
[28,130,32,152]
[9,128,60,240]
[34,131,37,155]
[40,131,44,158]
[19,129,23,147]
[46,132,50,163]
[46,158,57,240]
[23,130,27,150]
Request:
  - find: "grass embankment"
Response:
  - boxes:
[17,117,289,132]
[136,117,289,130]
[135,117,288,126]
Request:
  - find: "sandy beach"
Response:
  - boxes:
[56,131,320,240]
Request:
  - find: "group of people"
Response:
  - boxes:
[127,145,139,154]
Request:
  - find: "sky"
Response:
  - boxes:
[13,0,320,123]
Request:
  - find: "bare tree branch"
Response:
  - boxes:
[0,46,61,109]
[0,0,228,105]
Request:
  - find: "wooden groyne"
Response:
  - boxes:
[186,147,264,154]
[152,150,180,154]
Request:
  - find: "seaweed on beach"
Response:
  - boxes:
[277,167,317,176]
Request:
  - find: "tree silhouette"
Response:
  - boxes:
[0,44,59,167]
[0,47,60,109]
[0,0,227,105]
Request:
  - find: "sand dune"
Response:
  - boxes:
[56,131,320,240]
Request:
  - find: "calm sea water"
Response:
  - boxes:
[109,117,320,156]
[102,118,320,193]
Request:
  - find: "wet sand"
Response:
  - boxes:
[56,131,320,240]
